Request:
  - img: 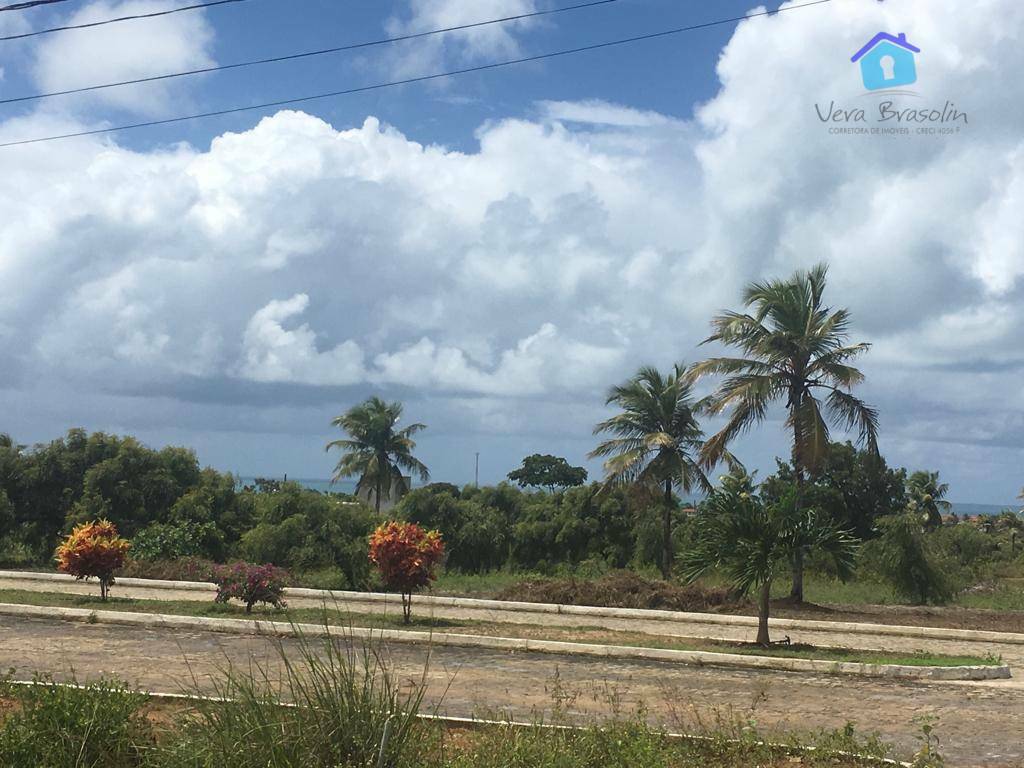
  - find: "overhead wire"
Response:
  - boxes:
[0,0,74,12]
[0,0,835,149]
[0,0,621,105]
[1,0,254,41]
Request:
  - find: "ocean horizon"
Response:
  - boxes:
[236,476,1019,516]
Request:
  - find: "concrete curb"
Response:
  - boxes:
[4,569,1024,646]
[0,601,1010,681]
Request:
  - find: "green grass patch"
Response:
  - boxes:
[769,573,1024,613]
[657,639,998,667]
[0,588,472,630]
[0,588,998,668]
[432,570,545,597]
[780,576,903,606]
[955,586,1024,612]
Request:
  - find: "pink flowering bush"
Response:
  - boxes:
[213,562,289,613]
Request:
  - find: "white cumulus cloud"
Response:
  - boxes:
[0,0,1022,499]
[31,0,216,116]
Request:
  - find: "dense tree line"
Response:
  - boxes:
[3,266,1021,611]
[0,430,376,588]
[1,427,1020,605]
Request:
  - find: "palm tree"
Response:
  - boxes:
[589,363,712,578]
[326,397,429,514]
[906,470,952,530]
[681,471,857,645]
[690,263,878,602]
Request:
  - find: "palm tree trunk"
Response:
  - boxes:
[662,478,673,580]
[756,579,772,646]
[791,547,805,603]
[790,394,806,603]
[375,468,382,515]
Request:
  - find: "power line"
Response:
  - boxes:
[0,0,72,11]
[0,0,620,105]
[0,0,252,41]
[0,0,835,149]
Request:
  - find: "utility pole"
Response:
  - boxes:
[474,452,480,488]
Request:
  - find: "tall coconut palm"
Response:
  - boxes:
[906,470,952,530]
[589,363,712,578]
[690,264,878,602]
[326,397,429,514]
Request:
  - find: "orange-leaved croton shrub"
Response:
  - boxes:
[368,521,444,624]
[55,519,131,601]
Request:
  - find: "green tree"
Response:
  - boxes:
[510,484,636,572]
[906,470,952,530]
[861,512,952,604]
[681,471,857,645]
[239,481,376,587]
[763,442,906,541]
[507,454,588,492]
[326,397,429,514]
[692,263,878,602]
[0,488,12,532]
[589,363,711,579]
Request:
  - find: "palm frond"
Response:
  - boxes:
[789,394,831,471]
[326,397,429,492]
[825,389,880,452]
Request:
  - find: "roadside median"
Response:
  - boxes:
[3,569,1024,647]
[0,601,1010,681]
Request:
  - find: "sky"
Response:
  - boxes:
[0,0,1021,505]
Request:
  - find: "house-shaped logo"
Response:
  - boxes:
[851,32,920,91]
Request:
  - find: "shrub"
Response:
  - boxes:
[510,485,636,572]
[54,519,130,600]
[238,483,375,588]
[213,562,289,613]
[931,524,1001,584]
[0,536,39,568]
[0,676,149,768]
[859,513,952,604]
[292,566,351,591]
[152,629,428,768]
[120,555,219,582]
[368,521,444,623]
[130,519,221,561]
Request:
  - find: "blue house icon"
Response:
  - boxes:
[851,32,920,91]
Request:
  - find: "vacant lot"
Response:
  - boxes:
[3,615,1023,766]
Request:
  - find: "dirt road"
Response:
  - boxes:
[4,615,1023,766]
[4,577,1022,676]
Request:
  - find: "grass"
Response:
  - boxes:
[0,588,998,668]
[780,577,903,606]
[15,559,1024,613]
[665,640,996,667]
[955,585,1024,612]
[432,569,1024,614]
[432,570,543,597]
[0,628,910,768]
[0,587,472,630]
[766,574,1024,613]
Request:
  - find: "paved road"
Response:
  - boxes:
[2,615,1023,767]
[4,578,1023,680]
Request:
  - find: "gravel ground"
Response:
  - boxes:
[2,615,1023,767]
[3,578,1022,676]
